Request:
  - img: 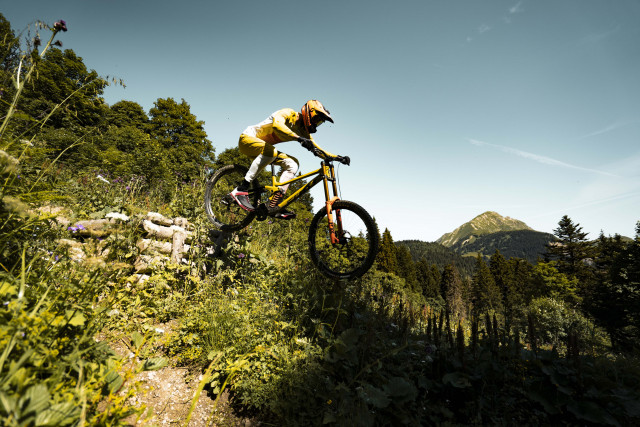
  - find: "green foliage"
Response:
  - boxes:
[532,261,581,305]
[450,229,556,263]
[3,12,640,426]
[471,254,502,315]
[0,14,20,71]
[441,263,467,319]
[147,97,213,183]
[590,223,640,352]
[18,47,108,132]
[397,239,476,277]
[546,215,595,280]
[376,228,397,273]
[526,297,609,352]
[106,100,149,131]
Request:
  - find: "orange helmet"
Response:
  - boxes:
[300,100,334,133]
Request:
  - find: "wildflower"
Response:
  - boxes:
[53,20,67,32]
[68,226,78,233]
[76,223,85,230]
[267,220,273,224]
[238,253,245,259]
[126,185,131,191]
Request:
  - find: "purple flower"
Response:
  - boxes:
[126,185,131,191]
[53,20,67,32]
[237,253,245,259]
[68,223,84,233]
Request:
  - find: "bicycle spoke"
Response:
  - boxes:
[309,201,378,280]
[204,165,256,231]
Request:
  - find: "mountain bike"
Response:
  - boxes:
[204,148,379,280]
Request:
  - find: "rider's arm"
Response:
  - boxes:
[309,137,338,158]
[271,108,339,158]
[271,109,302,141]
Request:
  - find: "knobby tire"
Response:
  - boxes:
[204,164,258,232]
[308,200,379,280]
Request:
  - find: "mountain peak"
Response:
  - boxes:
[436,211,532,247]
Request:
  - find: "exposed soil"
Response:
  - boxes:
[103,323,259,426]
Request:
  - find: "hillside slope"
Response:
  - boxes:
[396,240,476,277]
[450,229,556,263]
[436,211,533,247]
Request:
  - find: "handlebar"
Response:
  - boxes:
[311,148,350,166]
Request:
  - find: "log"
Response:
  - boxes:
[137,238,173,255]
[146,212,173,226]
[171,227,187,263]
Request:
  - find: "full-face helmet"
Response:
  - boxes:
[300,100,334,133]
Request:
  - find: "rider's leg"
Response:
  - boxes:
[230,135,276,211]
[269,153,299,219]
[273,154,299,193]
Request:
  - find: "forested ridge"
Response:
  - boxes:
[448,229,556,263]
[2,16,640,426]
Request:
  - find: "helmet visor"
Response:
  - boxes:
[312,116,325,127]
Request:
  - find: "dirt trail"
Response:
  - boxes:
[105,324,256,426]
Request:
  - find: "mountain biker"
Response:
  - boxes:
[229,100,335,219]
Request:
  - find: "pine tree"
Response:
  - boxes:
[441,263,466,319]
[416,259,441,299]
[546,215,594,278]
[396,244,417,290]
[471,254,502,316]
[376,228,398,274]
[590,222,640,351]
[489,250,509,300]
[507,257,533,308]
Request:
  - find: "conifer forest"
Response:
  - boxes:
[1,16,639,426]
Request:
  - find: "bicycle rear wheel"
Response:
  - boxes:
[204,164,259,231]
[308,200,379,280]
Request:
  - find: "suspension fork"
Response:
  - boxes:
[322,161,343,244]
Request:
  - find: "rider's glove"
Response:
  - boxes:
[297,137,314,151]
[338,155,351,166]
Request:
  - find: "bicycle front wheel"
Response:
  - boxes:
[308,200,379,280]
[204,164,258,231]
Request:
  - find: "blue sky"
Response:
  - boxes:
[3,0,640,241]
